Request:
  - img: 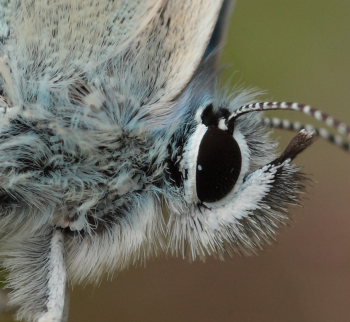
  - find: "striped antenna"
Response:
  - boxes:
[228,102,350,140]
[263,117,350,153]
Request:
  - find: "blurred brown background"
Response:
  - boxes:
[2,0,350,321]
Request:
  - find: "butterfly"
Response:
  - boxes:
[0,1,349,321]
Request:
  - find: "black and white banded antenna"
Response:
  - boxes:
[263,117,350,152]
[227,101,350,151]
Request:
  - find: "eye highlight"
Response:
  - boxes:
[196,127,242,203]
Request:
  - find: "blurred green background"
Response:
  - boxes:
[1,0,350,321]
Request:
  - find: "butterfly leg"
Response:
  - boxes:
[3,229,67,322]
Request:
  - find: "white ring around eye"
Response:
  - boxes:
[180,121,251,207]
[181,122,207,204]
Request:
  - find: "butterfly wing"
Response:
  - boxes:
[204,0,236,60]
[0,0,11,49]
[0,1,231,123]
[114,0,232,124]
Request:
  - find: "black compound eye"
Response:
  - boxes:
[196,127,242,203]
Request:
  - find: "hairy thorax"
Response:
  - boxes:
[0,101,165,238]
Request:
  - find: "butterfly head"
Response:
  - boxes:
[163,99,321,258]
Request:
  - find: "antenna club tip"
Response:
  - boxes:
[276,128,317,163]
[299,128,316,140]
